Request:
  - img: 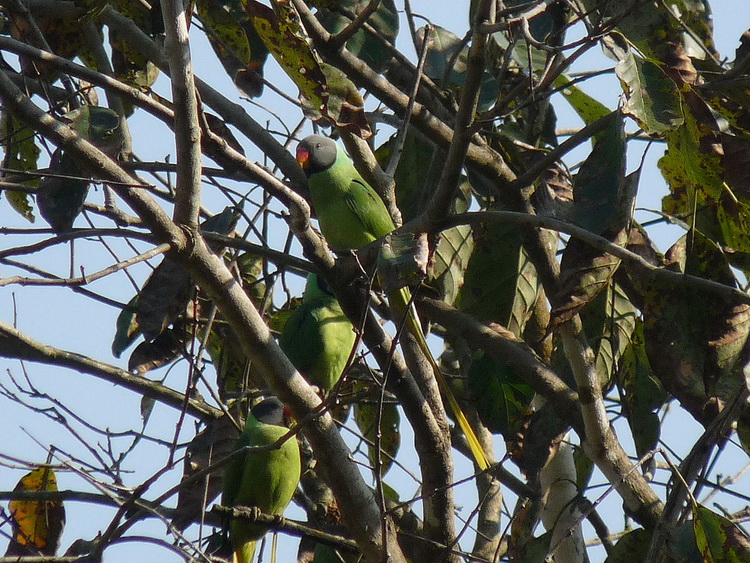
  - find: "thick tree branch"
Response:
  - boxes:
[0,74,406,562]
[161,0,202,227]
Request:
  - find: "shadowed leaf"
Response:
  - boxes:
[315,0,399,73]
[128,328,182,375]
[172,415,243,531]
[197,0,269,97]
[353,386,400,476]
[619,322,667,462]
[458,220,540,336]
[112,295,141,358]
[468,352,534,438]
[571,114,627,235]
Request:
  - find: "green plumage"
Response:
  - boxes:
[280,274,356,392]
[222,398,301,563]
[297,135,491,470]
[301,137,395,251]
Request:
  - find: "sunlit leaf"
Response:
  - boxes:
[7,466,65,556]
[555,75,612,130]
[0,112,39,222]
[693,504,750,562]
[245,0,327,112]
[615,50,684,135]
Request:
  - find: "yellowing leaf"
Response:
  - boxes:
[693,504,750,562]
[7,466,65,555]
[245,0,327,110]
[1,113,39,222]
[244,1,371,137]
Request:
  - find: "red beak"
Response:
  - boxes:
[296,146,310,170]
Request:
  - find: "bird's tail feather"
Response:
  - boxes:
[392,287,491,471]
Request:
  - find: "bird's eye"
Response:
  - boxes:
[315,143,322,149]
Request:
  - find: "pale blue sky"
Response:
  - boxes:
[1,2,749,561]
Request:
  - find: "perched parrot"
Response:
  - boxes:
[38,106,123,233]
[222,397,301,563]
[296,135,490,470]
[279,273,356,393]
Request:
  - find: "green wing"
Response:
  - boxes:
[280,275,356,392]
[223,412,301,563]
[344,177,395,240]
[309,148,395,251]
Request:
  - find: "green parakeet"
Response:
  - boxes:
[38,106,123,233]
[222,397,301,563]
[279,273,356,393]
[296,135,490,470]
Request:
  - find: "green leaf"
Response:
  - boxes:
[660,91,724,206]
[318,62,371,138]
[197,0,269,97]
[109,0,160,89]
[571,113,627,235]
[468,352,534,438]
[421,25,500,112]
[112,295,141,358]
[587,282,639,389]
[375,132,475,304]
[615,50,684,135]
[737,409,750,458]
[353,388,400,476]
[0,113,39,222]
[431,223,474,306]
[605,528,651,562]
[619,322,667,459]
[555,75,612,129]
[693,504,750,562]
[315,0,399,73]
[236,252,268,309]
[246,0,327,112]
[458,220,540,335]
[246,1,370,137]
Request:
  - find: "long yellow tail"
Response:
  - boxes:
[393,287,491,471]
